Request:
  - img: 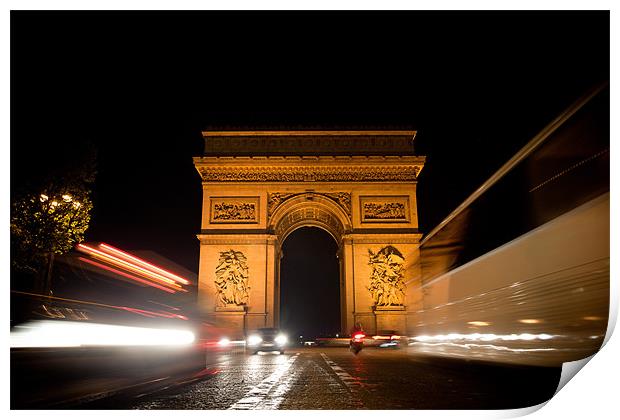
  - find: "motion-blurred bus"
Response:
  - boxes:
[407,84,609,367]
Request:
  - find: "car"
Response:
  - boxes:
[246,328,288,354]
[372,330,404,348]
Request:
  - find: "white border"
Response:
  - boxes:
[3,3,616,420]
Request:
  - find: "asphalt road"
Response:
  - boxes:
[103,346,562,410]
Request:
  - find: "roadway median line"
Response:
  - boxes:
[320,352,365,408]
[228,353,300,410]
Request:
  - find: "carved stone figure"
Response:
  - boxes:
[367,245,405,307]
[268,191,352,219]
[215,250,250,306]
[267,192,296,216]
[324,192,352,218]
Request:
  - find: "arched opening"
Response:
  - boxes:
[279,227,340,340]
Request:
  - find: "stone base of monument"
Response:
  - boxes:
[215,305,247,337]
[374,305,406,333]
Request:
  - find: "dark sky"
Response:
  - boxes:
[11,11,609,333]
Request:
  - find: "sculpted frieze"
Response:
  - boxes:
[197,166,420,183]
[202,132,417,157]
[215,250,250,307]
[367,245,406,307]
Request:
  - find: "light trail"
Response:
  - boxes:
[412,333,556,342]
[78,257,178,293]
[77,244,185,290]
[10,320,195,348]
[10,290,186,320]
[100,243,190,285]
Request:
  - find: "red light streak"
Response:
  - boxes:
[90,252,184,290]
[78,257,177,293]
[100,243,190,285]
[11,290,189,321]
[77,244,184,290]
[120,307,188,319]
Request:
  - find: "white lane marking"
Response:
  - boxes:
[320,352,365,407]
[320,352,360,389]
[255,360,303,409]
[229,353,300,410]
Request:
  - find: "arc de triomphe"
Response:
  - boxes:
[193,131,426,336]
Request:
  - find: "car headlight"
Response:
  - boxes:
[275,334,287,345]
[247,335,262,346]
[218,337,230,346]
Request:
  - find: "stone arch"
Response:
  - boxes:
[269,194,351,332]
[193,130,425,337]
[269,192,351,245]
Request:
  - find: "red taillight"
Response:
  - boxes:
[354,333,365,340]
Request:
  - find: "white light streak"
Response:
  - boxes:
[519,319,542,324]
[412,332,556,342]
[10,320,195,348]
[467,321,491,327]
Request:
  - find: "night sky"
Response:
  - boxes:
[11,11,609,335]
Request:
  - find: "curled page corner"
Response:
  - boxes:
[497,355,599,419]
[555,355,595,396]
[492,401,548,419]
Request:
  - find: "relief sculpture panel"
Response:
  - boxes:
[215,250,250,306]
[210,197,259,223]
[367,245,406,307]
[360,196,410,223]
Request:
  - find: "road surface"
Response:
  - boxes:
[90,346,561,410]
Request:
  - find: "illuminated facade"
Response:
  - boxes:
[194,131,426,336]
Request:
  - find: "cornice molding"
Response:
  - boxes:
[342,233,423,245]
[194,155,425,164]
[202,130,416,137]
[196,233,277,245]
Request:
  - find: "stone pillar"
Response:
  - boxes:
[215,305,247,332]
[345,233,423,335]
[341,237,355,335]
[196,234,277,338]
[264,236,277,328]
[374,306,407,333]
